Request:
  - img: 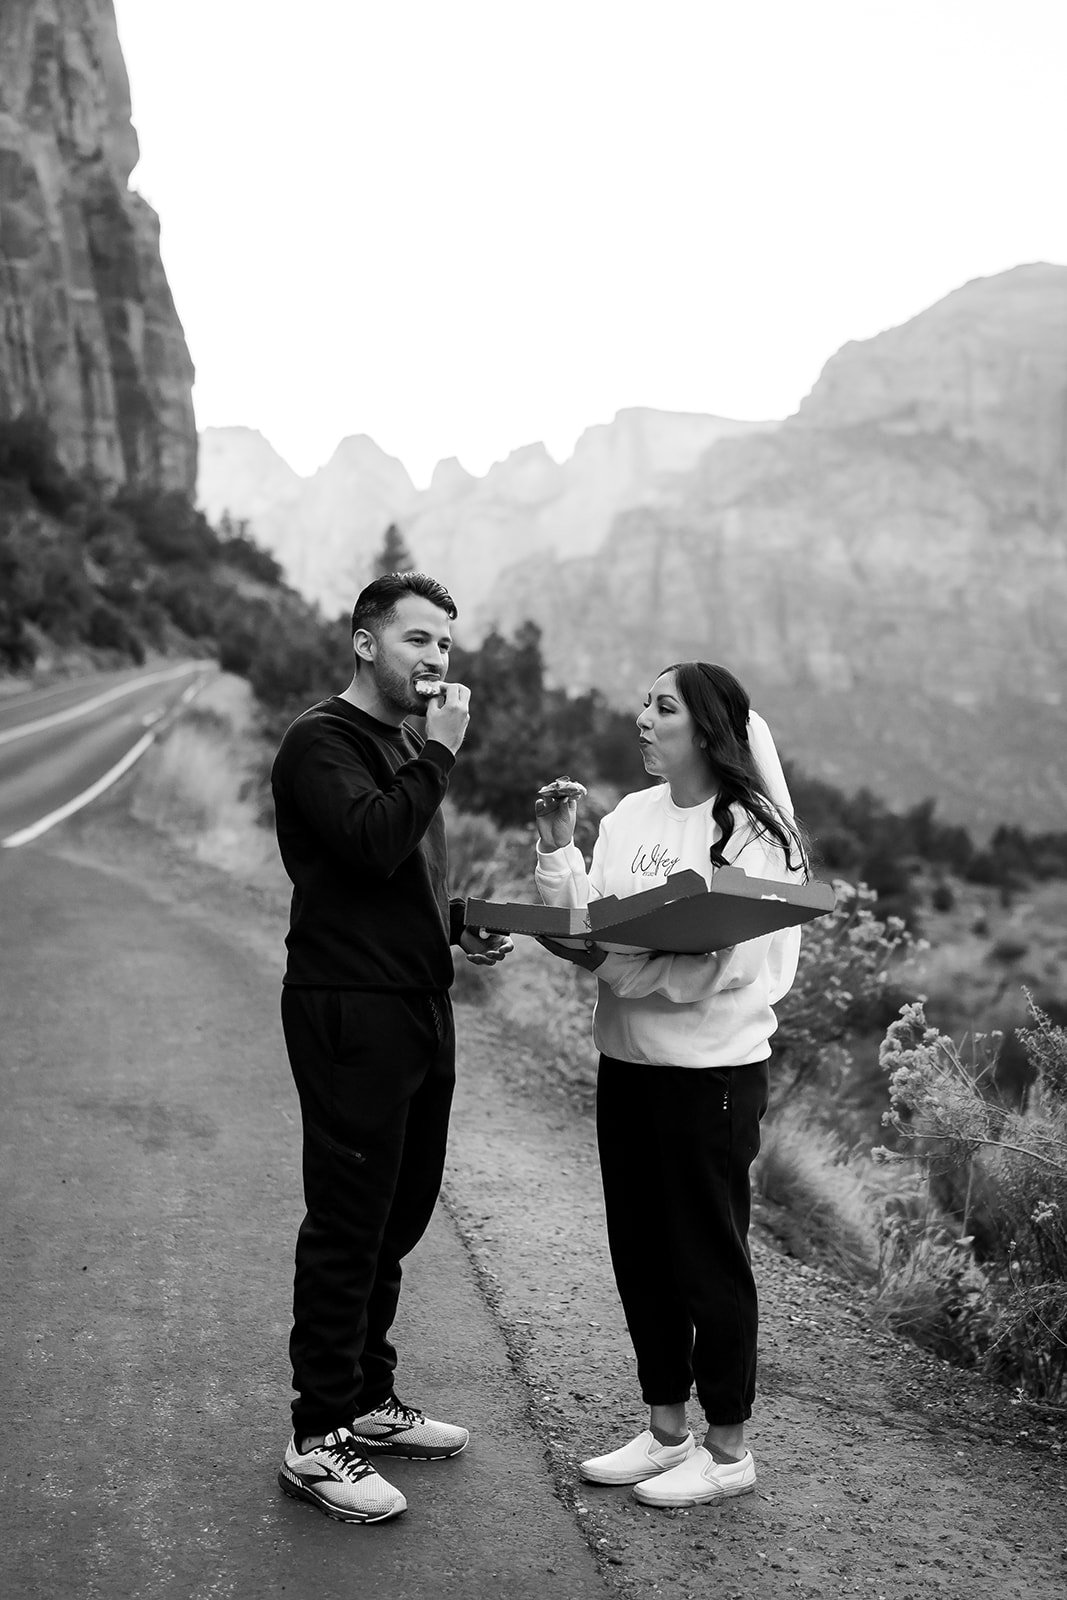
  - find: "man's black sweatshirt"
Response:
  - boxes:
[271,696,465,990]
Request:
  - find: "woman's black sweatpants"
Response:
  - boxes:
[281,986,456,1442]
[596,1054,770,1425]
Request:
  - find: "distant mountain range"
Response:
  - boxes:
[198,264,1067,833]
[197,408,773,618]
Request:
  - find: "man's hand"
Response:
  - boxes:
[534,776,587,852]
[425,682,471,754]
[535,935,606,972]
[459,926,515,966]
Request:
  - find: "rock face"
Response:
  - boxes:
[794,264,1067,518]
[0,0,196,492]
[482,266,1067,832]
[408,410,775,620]
[200,408,774,618]
[198,426,302,530]
[201,427,418,615]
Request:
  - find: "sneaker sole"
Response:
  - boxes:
[579,1464,665,1485]
[350,1436,469,1460]
[277,1470,407,1523]
[633,1481,756,1508]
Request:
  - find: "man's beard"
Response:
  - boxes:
[375,655,423,717]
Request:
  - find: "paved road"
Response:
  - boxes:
[0,664,209,846]
[0,841,609,1600]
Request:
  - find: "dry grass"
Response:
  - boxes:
[131,673,282,884]
[755,1102,883,1282]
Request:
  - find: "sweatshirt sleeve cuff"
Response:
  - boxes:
[535,839,584,876]
[419,739,456,775]
[449,898,467,945]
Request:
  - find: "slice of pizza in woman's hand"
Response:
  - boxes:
[535,776,588,814]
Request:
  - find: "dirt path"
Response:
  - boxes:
[22,800,1067,1600]
[446,1007,1067,1599]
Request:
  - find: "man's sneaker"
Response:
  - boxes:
[579,1429,696,1485]
[349,1395,469,1459]
[278,1427,407,1522]
[632,1445,757,1507]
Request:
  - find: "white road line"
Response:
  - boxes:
[0,664,202,749]
[1,732,158,848]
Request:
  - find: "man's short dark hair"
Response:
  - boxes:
[350,571,458,638]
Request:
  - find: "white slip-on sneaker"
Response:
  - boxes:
[632,1445,756,1506]
[278,1427,407,1522]
[580,1429,697,1485]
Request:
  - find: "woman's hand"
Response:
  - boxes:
[534,776,587,851]
[535,936,606,972]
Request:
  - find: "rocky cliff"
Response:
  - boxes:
[0,0,196,492]
[482,266,1067,831]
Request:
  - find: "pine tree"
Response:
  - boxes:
[373,523,415,576]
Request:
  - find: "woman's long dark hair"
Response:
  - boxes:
[662,661,810,877]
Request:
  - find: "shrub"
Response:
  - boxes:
[0,415,82,516]
[875,1216,997,1370]
[86,600,145,661]
[116,489,221,568]
[931,880,955,913]
[989,938,1029,966]
[873,996,1067,1399]
[773,882,923,1087]
[444,805,505,901]
[219,531,283,585]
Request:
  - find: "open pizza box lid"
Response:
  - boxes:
[465,866,837,955]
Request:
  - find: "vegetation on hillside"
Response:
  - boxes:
[0,416,345,696]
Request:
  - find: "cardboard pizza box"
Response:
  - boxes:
[464,865,836,954]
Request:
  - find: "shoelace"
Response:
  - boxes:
[322,1433,377,1481]
[382,1397,425,1428]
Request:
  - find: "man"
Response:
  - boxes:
[271,570,512,1523]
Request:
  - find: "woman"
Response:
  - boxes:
[534,661,808,1509]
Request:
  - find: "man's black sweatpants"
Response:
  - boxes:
[281,985,456,1442]
[596,1054,770,1425]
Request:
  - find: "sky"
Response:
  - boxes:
[112,0,1067,486]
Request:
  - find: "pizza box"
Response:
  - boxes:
[465,865,836,954]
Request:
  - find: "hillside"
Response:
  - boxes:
[0,416,349,695]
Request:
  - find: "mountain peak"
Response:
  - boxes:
[429,457,476,496]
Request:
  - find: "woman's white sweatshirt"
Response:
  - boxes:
[534,715,803,1069]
